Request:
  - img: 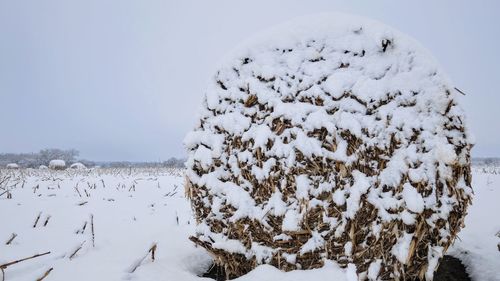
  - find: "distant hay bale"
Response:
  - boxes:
[39,165,48,170]
[6,163,19,169]
[70,162,86,169]
[49,159,66,170]
[185,14,473,280]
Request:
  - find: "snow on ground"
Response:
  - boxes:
[0,166,499,281]
[0,168,211,281]
[448,165,500,281]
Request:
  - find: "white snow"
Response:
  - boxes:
[345,171,371,219]
[49,159,66,169]
[0,165,499,280]
[212,239,247,255]
[447,165,500,281]
[6,163,19,169]
[367,260,382,280]
[0,11,490,281]
[426,246,444,280]
[299,231,324,255]
[295,175,311,200]
[185,12,472,275]
[332,188,346,206]
[233,261,349,281]
[70,163,87,169]
[282,209,301,232]
[345,263,358,281]
[344,241,353,256]
[0,168,211,281]
[391,232,414,264]
[402,183,424,214]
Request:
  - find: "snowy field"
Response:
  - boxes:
[0,166,499,281]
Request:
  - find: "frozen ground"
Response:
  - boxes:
[0,166,498,281]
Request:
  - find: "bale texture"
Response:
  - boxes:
[49,159,66,170]
[185,14,473,280]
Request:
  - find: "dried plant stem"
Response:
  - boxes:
[128,243,158,273]
[76,221,87,234]
[36,267,53,281]
[0,251,51,269]
[74,186,82,197]
[69,241,86,260]
[454,87,467,96]
[90,214,95,247]
[150,244,157,261]
[5,233,17,245]
[33,212,42,228]
[43,215,51,227]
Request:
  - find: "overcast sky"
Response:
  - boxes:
[0,0,498,161]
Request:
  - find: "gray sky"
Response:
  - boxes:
[0,0,498,161]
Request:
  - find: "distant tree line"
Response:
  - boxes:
[472,157,500,166]
[0,148,79,168]
[96,157,185,168]
[162,157,185,168]
[0,149,185,169]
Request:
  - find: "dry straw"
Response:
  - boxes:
[186,14,473,280]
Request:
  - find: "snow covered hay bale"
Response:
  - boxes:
[70,162,87,169]
[49,159,66,170]
[6,163,19,169]
[185,13,473,280]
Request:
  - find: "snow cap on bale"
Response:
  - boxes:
[49,159,66,170]
[70,162,87,169]
[185,13,473,280]
[6,163,19,169]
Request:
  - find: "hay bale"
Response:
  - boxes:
[70,162,86,170]
[185,13,472,280]
[49,159,66,170]
[6,163,19,169]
